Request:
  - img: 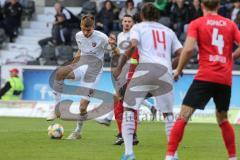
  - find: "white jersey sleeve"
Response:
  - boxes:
[171,32,182,55]
[130,25,140,43]
[117,33,123,54]
[101,32,109,51]
[75,32,81,50]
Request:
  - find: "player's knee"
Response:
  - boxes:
[56,66,74,80]
[55,69,65,81]
[176,114,188,122]
[216,111,228,125]
[178,105,195,122]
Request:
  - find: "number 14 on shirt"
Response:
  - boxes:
[152,29,166,50]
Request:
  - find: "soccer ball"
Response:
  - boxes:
[48,123,64,139]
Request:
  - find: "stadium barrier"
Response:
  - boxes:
[0,65,240,124]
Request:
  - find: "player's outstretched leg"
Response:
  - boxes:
[217,111,237,160]
[66,120,83,140]
[67,98,89,140]
[96,111,114,126]
[121,108,136,159]
[46,91,61,121]
[47,65,75,121]
[96,94,121,127]
[165,105,195,160]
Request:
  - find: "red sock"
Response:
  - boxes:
[167,119,187,156]
[219,120,236,158]
[114,100,123,135]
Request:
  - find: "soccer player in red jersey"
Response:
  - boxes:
[165,0,240,159]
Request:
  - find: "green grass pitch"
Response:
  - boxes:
[0,117,239,160]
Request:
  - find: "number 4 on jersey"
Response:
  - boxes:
[212,28,224,55]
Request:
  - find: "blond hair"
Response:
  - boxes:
[81,14,95,28]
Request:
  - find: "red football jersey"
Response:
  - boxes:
[187,14,240,86]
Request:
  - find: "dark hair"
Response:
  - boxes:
[109,31,118,39]
[141,2,160,21]
[81,14,95,28]
[202,0,220,11]
[122,14,134,23]
[123,14,133,19]
[126,0,134,7]
[104,0,114,10]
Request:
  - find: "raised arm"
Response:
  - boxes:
[113,39,138,79]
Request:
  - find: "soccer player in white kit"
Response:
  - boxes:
[113,3,182,160]
[47,15,117,139]
[96,15,157,145]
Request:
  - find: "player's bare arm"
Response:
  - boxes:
[113,39,138,79]
[71,50,81,64]
[232,44,240,60]
[172,48,183,70]
[174,37,196,81]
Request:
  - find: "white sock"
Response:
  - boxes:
[122,111,135,155]
[142,100,153,109]
[49,91,61,113]
[74,120,84,133]
[106,111,114,120]
[50,80,63,113]
[164,114,178,159]
[164,114,174,140]
[47,91,61,114]
[165,155,174,160]
[229,157,237,160]
[53,91,61,103]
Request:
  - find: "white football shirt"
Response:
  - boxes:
[117,31,131,54]
[75,30,108,62]
[130,22,182,73]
